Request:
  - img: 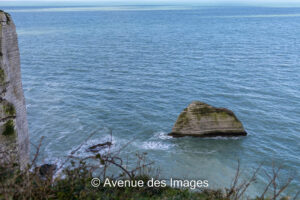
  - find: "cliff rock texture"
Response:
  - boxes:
[169,101,247,137]
[0,11,29,168]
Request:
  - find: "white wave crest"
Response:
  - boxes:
[155,131,173,140]
[141,141,173,150]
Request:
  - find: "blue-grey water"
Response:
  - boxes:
[2,5,300,196]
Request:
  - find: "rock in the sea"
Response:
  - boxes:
[87,141,112,153]
[169,101,247,137]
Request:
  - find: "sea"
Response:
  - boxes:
[2,3,300,197]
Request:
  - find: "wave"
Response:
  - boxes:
[201,136,244,140]
[18,29,67,36]
[141,141,173,150]
[6,6,193,13]
[154,131,173,140]
[67,135,117,158]
[211,14,300,18]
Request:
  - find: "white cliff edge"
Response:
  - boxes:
[0,11,29,169]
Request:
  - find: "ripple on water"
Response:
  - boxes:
[16,6,300,195]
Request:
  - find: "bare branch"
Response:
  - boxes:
[31,136,45,167]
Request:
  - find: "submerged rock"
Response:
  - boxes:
[87,142,112,153]
[169,101,247,137]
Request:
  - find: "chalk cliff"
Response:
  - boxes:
[0,11,29,168]
[169,101,247,137]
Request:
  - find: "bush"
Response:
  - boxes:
[0,135,299,200]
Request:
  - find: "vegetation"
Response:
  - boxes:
[0,134,299,200]
[2,120,15,136]
[0,68,5,85]
[175,110,189,129]
[4,102,16,116]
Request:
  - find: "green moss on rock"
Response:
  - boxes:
[4,102,16,116]
[0,68,5,85]
[3,120,15,136]
[170,101,247,137]
[175,111,189,130]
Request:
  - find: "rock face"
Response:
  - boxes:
[0,11,29,169]
[169,101,247,137]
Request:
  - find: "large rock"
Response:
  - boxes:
[0,11,29,169]
[169,101,247,137]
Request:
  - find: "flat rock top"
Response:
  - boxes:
[169,101,247,137]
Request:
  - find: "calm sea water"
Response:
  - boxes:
[3,5,300,196]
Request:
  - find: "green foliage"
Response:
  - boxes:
[4,103,16,116]
[0,136,297,200]
[2,119,15,136]
[0,166,15,182]
[0,159,229,200]
[51,174,227,200]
